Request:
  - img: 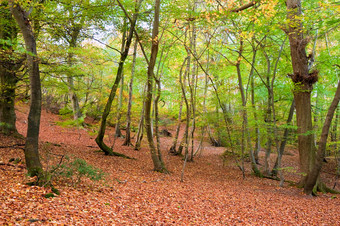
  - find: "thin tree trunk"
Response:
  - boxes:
[250,49,260,164]
[114,73,124,138]
[195,50,209,156]
[263,50,272,176]
[10,2,43,176]
[236,40,260,176]
[272,99,295,176]
[65,8,84,121]
[95,5,139,157]
[188,16,197,162]
[115,20,127,138]
[169,96,183,154]
[178,54,190,156]
[123,38,138,146]
[134,85,147,150]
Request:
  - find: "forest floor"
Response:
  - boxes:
[0,103,339,225]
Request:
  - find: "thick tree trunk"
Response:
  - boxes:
[0,4,19,135]
[286,0,318,187]
[10,2,43,176]
[123,39,137,146]
[145,0,167,172]
[304,80,340,195]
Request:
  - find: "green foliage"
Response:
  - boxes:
[58,106,73,117]
[44,193,55,198]
[51,157,105,186]
[56,117,85,128]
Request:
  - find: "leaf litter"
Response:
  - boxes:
[0,103,339,224]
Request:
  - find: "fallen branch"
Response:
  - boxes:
[0,144,25,150]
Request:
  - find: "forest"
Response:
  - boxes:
[0,0,340,224]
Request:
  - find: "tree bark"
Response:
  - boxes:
[169,96,183,154]
[304,80,340,195]
[0,3,19,135]
[115,19,127,138]
[95,4,139,157]
[10,2,43,176]
[272,99,295,176]
[123,38,138,146]
[65,8,84,121]
[236,40,260,176]
[145,0,167,172]
[286,0,318,187]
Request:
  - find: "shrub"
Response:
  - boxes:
[51,157,104,187]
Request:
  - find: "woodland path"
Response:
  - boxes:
[0,103,339,224]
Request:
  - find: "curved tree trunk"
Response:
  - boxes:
[95,4,139,158]
[145,0,167,172]
[10,2,43,176]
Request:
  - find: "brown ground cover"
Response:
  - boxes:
[0,104,339,225]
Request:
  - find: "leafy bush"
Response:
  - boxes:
[51,157,104,186]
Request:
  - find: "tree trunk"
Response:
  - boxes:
[134,100,145,150]
[304,80,340,195]
[272,99,295,176]
[0,4,19,135]
[95,5,139,157]
[236,40,260,176]
[188,17,197,162]
[123,38,137,146]
[145,0,167,173]
[169,96,183,154]
[250,49,260,164]
[264,51,272,176]
[195,50,210,156]
[10,2,43,176]
[178,54,190,157]
[134,84,147,150]
[286,0,318,187]
[115,20,127,138]
[65,8,84,121]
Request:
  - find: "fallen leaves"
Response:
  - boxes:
[0,104,339,224]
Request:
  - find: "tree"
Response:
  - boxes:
[9,1,44,177]
[0,2,21,135]
[95,0,140,157]
[144,0,167,173]
[285,0,318,188]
